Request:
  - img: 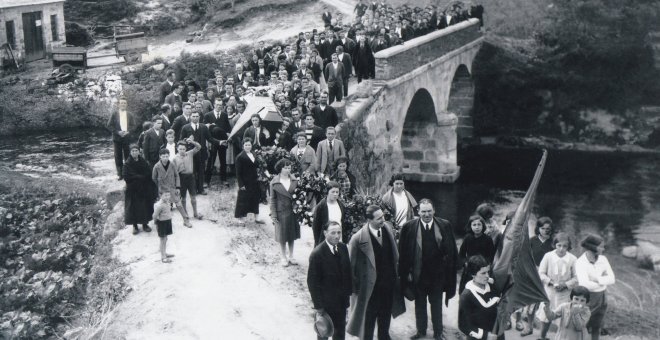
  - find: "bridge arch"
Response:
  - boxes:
[447,64,475,141]
[401,89,438,174]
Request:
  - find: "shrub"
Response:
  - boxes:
[64,0,138,24]
[174,52,222,89]
[0,176,129,339]
[64,23,94,47]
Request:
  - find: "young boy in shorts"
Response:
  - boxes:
[152,148,193,227]
[153,192,174,263]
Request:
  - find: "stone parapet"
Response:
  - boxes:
[374,19,482,80]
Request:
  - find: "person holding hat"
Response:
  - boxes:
[398,198,458,340]
[307,220,352,340]
[575,234,615,340]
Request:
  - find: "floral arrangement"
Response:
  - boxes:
[291,171,327,227]
[342,188,395,242]
[252,148,272,187]
[292,185,314,227]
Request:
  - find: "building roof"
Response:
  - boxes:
[0,0,65,10]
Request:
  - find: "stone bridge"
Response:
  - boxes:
[344,19,483,188]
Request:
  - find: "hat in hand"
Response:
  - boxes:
[314,310,334,338]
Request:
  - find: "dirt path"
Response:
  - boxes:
[103,184,615,340]
[143,0,356,62]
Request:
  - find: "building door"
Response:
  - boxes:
[22,11,46,62]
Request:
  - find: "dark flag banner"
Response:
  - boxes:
[491,149,549,335]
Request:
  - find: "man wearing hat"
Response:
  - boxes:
[398,199,458,340]
[308,221,352,340]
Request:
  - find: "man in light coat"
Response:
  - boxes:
[347,205,406,340]
[316,127,346,175]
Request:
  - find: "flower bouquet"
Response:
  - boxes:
[342,188,395,242]
[291,171,328,227]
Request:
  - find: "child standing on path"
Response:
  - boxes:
[153,192,175,263]
[152,148,193,227]
[543,286,592,340]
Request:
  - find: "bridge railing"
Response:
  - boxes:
[373,18,483,80]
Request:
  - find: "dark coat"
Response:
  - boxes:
[339,37,357,56]
[123,155,155,224]
[158,81,173,104]
[164,93,183,111]
[243,125,273,147]
[311,105,339,130]
[107,110,138,142]
[339,53,353,78]
[275,129,294,150]
[152,114,171,132]
[352,42,375,77]
[312,198,346,245]
[398,217,459,305]
[180,122,220,156]
[234,151,260,217]
[307,242,352,312]
[321,11,332,26]
[141,128,166,165]
[323,62,345,85]
[269,175,300,243]
[171,114,190,142]
[204,110,231,134]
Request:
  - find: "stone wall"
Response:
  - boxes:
[343,20,483,187]
[374,19,482,80]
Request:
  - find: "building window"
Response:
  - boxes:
[50,15,59,41]
[5,20,16,49]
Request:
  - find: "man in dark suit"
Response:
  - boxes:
[338,30,356,56]
[242,114,273,148]
[336,46,353,98]
[142,117,166,168]
[164,83,184,112]
[180,110,222,195]
[204,98,231,187]
[323,53,345,104]
[321,11,333,26]
[311,93,339,130]
[158,71,176,104]
[153,104,172,132]
[302,114,325,150]
[288,108,304,135]
[107,97,137,180]
[307,221,352,340]
[171,102,193,142]
[401,19,415,41]
[398,199,458,340]
[352,38,375,83]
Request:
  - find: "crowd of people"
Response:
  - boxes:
[106,2,616,339]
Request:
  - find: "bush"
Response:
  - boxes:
[64,23,94,47]
[0,86,110,136]
[64,0,138,24]
[0,175,129,339]
[174,52,222,89]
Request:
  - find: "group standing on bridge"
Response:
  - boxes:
[107,1,615,339]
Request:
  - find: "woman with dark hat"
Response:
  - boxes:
[123,143,155,235]
[575,234,615,340]
[269,159,301,266]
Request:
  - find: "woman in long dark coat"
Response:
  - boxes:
[269,159,300,267]
[312,181,346,246]
[234,138,261,223]
[123,144,154,235]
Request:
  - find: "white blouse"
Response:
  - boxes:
[280,177,291,191]
[575,253,615,292]
[327,201,342,226]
